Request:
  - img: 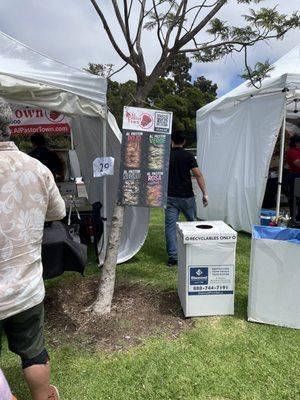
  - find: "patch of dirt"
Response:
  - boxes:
[44,277,195,352]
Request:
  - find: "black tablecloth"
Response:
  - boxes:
[42,221,87,279]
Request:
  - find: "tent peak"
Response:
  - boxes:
[0,30,96,78]
[0,30,107,110]
[197,43,300,118]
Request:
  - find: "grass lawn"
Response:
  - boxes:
[2,209,300,400]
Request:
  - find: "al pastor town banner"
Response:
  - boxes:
[119,106,173,207]
[9,107,71,136]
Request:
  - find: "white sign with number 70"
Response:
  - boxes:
[93,157,115,177]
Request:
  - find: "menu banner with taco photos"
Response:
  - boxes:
[119,106,173,207]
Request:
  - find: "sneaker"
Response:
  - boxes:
[48,385,60,400]
[167,259,177,267]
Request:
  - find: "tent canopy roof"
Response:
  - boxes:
[198,44,300,119]
[0,31,107,117]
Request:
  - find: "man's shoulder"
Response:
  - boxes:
[172,147,188,156]
[182,148,196,161]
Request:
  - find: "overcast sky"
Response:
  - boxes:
[0,0,299,96]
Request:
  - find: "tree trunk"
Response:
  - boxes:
[92,92,148,316]
[92,204,124,315]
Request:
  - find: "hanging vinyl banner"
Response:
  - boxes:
[9,107,71,136]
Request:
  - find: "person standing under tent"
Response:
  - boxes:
[0,97,66,400]
[29,132,64,181]
[165,130,208,267]
[286,133,300,218]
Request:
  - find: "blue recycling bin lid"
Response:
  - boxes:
[260,209,277,217]
[252,225,300,244]
[260,209,277,226]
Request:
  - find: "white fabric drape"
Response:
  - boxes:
[196,44,300,232]
[197,93,286,232]
[71,115,150,264]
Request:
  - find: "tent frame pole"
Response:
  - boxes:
[102,112,107,256]
[276,104,287,217]
[70,130,74,150]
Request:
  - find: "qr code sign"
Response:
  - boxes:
[155,112,170,132]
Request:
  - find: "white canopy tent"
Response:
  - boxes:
[196,44,300,232]
[0,30,150,263]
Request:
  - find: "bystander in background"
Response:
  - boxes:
[165,130,208,267]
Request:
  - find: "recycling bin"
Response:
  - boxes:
[176,221,237,317]
[260,209,276,226]
[248,225,300,329]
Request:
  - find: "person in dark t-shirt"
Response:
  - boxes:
[29,133,64,180]
[286,134,300,217]
[165,131,208,267]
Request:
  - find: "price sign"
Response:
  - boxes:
[118,106,173,207]
[93,157,114,177]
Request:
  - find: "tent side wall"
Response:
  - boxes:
[196,93,286,232]
[71,116,149,263]
[0,28,150,264]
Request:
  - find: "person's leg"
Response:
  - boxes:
[4,303,58,400]
[23,361,59,400]
[165,197,180,262]
[23,365,50,400]
[181,197,196,221]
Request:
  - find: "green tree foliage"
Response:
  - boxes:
[85,55,218,146]
[107,79,137,126]
[194,76,218,98]
[90,0,300,104]
[83,62,114,77]
[13,134,71,153]
[165,53,192,93]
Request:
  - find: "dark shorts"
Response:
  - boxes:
[0,302,45,360]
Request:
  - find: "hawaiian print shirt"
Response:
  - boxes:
[0,142,66,319]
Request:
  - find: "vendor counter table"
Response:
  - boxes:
[63,196,92,211]
[42,221,87,280]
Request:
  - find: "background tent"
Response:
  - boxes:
[0,30,150,263]
[196,44,300,232]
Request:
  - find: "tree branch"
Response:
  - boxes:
[243,46,261,89]
[189,1,209,32]
[186,1,220,15]
[111,0,134,54]
[174,0,188,45]
[111,0,126,34]
[178,27,293,54]
[89,0,131,65]
[176,0,227,49]
[108,62,129,79]
[123,0,133,50]
[164,0,185,49]
[128,0,134,19]
[135,0,147,76]
[152,0,165,49]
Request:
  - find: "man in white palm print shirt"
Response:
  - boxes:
[0,97,66,400]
